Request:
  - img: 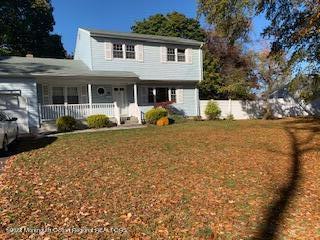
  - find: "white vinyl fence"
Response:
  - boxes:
[200,98,320,120]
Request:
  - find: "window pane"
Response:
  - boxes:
[156,88,169,102]
[148,88,154,103]
[167,48,176,61]
[126,45,135,59]
[177,49,185,62]
[113,44,123,58]
[52,87,64,104]
[67,87,79,104]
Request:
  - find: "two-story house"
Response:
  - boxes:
[0,28,203,133]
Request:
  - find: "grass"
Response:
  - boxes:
[0,119,319,239]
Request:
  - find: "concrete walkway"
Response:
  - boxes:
[47,124,146,137]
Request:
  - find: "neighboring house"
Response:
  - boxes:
[0,28,203,133]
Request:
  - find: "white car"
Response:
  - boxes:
[0,112,18,152]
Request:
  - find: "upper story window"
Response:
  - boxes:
[113,44,123,58]
[177,49,186,62]
[167,48,176,61]
[126,45,135,59]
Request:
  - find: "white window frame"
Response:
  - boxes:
[126,44,135,59]
[167,48,176,62]
[177,49,186,62]
[163,47,191,63]
[113,43,124,59]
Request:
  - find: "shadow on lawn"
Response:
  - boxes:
[255,118,320,240]
[0,136,57,172]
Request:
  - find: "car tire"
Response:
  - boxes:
[2,135,8,152]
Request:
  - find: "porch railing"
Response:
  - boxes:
[40,103,115,121]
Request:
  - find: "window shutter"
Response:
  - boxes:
[135,45,144,62]
[80,86,88,103]
[186,48,193,63]
[43,85,50,104]
[160,46,167,63]
[176,88,184,103]
[105,42,113,60]
[141,87,148,104]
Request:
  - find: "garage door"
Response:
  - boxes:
[0,93,29,134]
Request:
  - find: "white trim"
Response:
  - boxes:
[88,84,92,114]
[199,48,203,81]
[134,84,138,104]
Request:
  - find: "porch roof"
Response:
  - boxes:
[0,56,139,79]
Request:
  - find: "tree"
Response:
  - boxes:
[197,0,256,44]
[132,12,206,42]
[0,0,66,58]
[199,33,257,100]
[256,50,291,119]
[257,0,320,101]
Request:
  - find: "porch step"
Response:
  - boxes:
[122,116,139,125]
[38,121,57,133]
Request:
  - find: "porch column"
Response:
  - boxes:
[88,83,92,115]
[134,83,138,105]
[134,83,142,124]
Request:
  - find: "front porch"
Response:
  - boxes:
[38,79,142,125]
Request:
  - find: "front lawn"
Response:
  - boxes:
[0,119,319,239]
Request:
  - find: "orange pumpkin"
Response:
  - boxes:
[156,117,169,126]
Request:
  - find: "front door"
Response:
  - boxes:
[113,86,128,116]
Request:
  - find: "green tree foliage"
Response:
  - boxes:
[199,33,257,100]
[257,0,319,101]
[197,0,256,44]
[132,12,206,42]
[0,0,66,58]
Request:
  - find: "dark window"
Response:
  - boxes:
[167,48,176,61]
[113,44,123,58]
[177,49,186,62]
[156,88,169,102]
[67,87,79,104]
[148,88,154,103]
[52,87,64,104]
[126,45,135,59]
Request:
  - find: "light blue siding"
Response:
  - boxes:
[90,37,201,81]
[74,29,92,69]
[0,78,39,130]
[138,83,198,116]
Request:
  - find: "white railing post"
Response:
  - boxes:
[114,102,121,125]
[88,83,92,115]
[133,83,142,124]
[64,102,68,116]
